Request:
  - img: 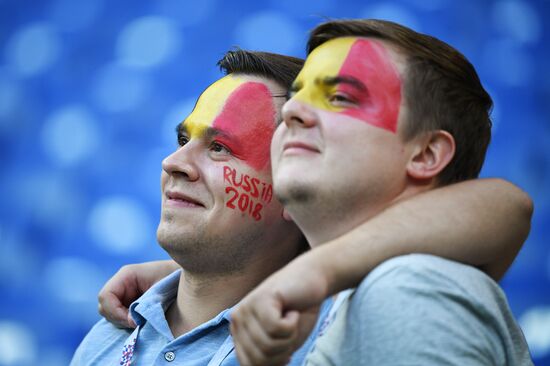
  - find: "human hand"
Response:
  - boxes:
[231,253,329,366]
[98,260,179,328]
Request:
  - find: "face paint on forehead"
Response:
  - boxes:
[183,75,277,170]
[293,37,402,133]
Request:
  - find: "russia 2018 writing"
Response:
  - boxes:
[223,166,273,221]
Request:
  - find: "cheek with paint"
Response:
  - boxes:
[183,75,277,221]
[293,37,402,133]
[211,79,276,221]
[213,78,276,171]
[223,165,273,221]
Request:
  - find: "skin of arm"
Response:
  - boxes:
[98,260,180,328]
[230,178,534,366]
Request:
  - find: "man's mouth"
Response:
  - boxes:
[165,191,204,208]
[282,141,320,155]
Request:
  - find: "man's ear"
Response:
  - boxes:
[406,130,455,180]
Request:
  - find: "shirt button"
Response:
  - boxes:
[164,351,176,362]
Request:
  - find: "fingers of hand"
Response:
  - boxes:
[232,317,296,366]
[255,302,298,339]
[97,293,132,328]
[127,312,137,329]
[97,268,139,328]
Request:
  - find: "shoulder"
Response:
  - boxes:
[351,254,511,331]
[356,253,502,303]
[343,254,531,365]
[70,318,133,365]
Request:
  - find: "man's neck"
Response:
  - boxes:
[166,250,297,337]
[293,186,420,247]
[297,206,380,247]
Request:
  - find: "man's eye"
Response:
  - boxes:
[329,93,356,106]
[178,135,189,147]
[210,141,230,154]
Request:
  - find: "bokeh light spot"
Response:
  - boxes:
[92,64,151,112]
[43,257,105,303]
[116,16,181,69]
[88,196,153,254]
[519,306,550,358]
[41,105,100,167]
[0,321,36,365]
[234,11,303,55]
[5,22,61,77]
[492,0,541,44]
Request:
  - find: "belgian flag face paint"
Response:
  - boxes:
[290,37,402,133]
[182,75,276,171]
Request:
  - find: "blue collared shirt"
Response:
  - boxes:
[71,270,332,366]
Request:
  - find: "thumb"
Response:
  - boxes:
[127,312,137,329]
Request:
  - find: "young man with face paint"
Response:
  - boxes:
[93,44,532,365]
[71,51,318,366]
[230,20,533,365]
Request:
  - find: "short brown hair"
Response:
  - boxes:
[217,49,304,92]
[308,19,492,185]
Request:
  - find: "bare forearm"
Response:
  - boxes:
[145,260,180,281]
[311,178,533,296]
[155,259,180,272]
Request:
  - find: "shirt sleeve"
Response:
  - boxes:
[346,254,532,365]
[69,318,133,366]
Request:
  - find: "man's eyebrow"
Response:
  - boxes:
[204,126,235,141]
[175,123,186,135]
[322,76,367,91]
[175,124,235,140]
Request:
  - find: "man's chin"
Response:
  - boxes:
[157,225,197,248]
[274,179,315,206]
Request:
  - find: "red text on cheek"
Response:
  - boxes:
[338,39,402,133]
[223,165,273,221]
[213,82,276,170]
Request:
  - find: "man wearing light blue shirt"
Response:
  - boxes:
[71,269,332,365]
[70,50,315,365]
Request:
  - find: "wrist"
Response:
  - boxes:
[298,248,332,300]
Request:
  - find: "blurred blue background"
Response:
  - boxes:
[0,0,549,364]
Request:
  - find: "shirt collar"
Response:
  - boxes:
[128,269,235,341]
[129,269,180,328]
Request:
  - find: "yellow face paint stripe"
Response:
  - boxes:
[185,75,246,137]
[292,37,356,112]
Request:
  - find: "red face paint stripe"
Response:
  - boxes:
[212,82,276,171]
[337,39,401,133]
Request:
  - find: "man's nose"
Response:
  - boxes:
[161,143,200,181]
[282,97,319,129]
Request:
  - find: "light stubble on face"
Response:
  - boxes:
[157,213,264,277]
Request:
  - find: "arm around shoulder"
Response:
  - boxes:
[309,177,534,299]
